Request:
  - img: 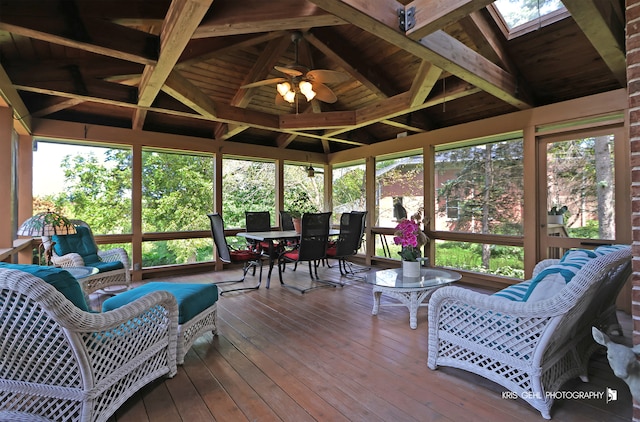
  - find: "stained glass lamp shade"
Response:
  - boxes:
[17,211,76,265]
[17,211,77,237]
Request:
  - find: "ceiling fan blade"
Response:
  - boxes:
[312,82,338,103]
[307,69,349,84]
[275,65,304,77]
[241,78,286,89]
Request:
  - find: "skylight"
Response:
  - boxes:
[493,0,565,30]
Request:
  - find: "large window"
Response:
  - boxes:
[222,158,276,228]
[141,150,214,266]
[332,162,365,225]
[434,140,524,235]
[33,140,132,235]
[433,138,525,278]
[283,163,324,218]
[375,153,424,227]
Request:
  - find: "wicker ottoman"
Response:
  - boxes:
[103,282,218,364]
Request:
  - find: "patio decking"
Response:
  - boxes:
[97,262,632,422]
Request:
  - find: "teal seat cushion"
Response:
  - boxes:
[52,226,100,264]
[87,260,124,273]
[0,263,89,311]
[102,282,218,324]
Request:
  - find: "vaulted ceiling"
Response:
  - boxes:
[0,0,626,154]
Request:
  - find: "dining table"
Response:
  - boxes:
[237,229,339,288]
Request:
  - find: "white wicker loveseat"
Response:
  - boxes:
[42,220,131,296]
[427,245,632,419]
[0,266,178,422]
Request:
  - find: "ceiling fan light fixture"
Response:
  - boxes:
[283,90,296,103]
[299,80,316,101]
[277,82,291,97]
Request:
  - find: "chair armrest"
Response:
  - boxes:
[62,290,180,380]
[51,252,85,267]
[532,259,560,277]
[98,248,130,268]
[428,286,561,367]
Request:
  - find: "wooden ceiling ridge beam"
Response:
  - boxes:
[137,0,214,108]
[0,15,157,66]
[561,0,627,86]
[308,0,531,110]
[405,0,495,40]
[192,0,346,38]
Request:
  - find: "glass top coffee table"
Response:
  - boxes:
[367,267,461,329]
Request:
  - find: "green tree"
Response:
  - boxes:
[436,140,524,269]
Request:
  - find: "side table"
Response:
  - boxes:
[367,267,461,329]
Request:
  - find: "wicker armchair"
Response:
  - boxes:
[0,267,178,422]
[42,219,131,296]
[427,246,631,419]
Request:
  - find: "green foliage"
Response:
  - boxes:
[436,140,524,236]
[435,241,525,279]
[223,160,276,227]
[568,220,599,239]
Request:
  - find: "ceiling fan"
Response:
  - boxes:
[240,31,349,104]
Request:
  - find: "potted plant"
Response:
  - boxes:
[287,191,319,233]
[547,205,568,225]
[393,211,429,277]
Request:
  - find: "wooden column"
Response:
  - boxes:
[0,107,13,254]
[627,0,640,420]
[17,134,33,263]
[131,144,143,281]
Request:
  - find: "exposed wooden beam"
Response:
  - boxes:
[193,0,346,38]
[406,0,495,40]
[132,108,147,130]
[409,60,442,106]
[0,14,157,65]
[31,98,85,117]
[561,0,626,85]
[176,32,288,68]
[0,63,31,134]
[305,29,395,98]
[308,0,531,109]
[380,119,427,133]
[214,35,291,139]
[137,0,213,107]
[161,71,217,118]
[325,78,479,137]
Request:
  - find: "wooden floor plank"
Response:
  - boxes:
[106,263,633,422]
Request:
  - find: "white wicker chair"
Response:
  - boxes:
[0,268,179,422]
[42,220,131,296]
[427,246,632,419]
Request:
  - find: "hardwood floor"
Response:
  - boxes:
[97,262,633,422]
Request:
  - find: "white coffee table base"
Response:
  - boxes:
[372,286,438,329]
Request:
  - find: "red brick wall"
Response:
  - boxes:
[629,0,640,420]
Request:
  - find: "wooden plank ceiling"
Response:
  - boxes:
[0,0,626,154]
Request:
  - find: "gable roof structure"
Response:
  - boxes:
[0,0,625,154]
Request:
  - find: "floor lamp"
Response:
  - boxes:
[17,210,77,265]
